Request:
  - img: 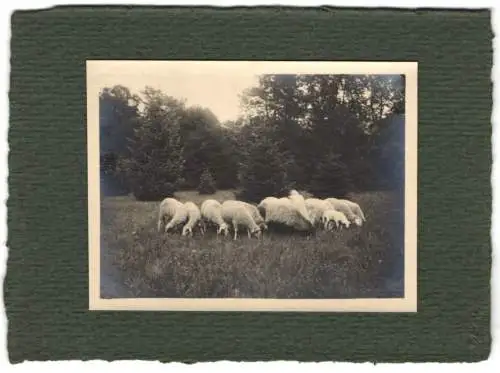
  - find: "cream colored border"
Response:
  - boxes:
[87,61,418,312]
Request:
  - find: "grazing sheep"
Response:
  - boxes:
[200,199,229,237]
[221,200,261,240]
[288,189,313,225]
[340,199,366,223]
[258,196,313,232]
[321,209,351,231]
[304,198,332,227]
[240,201,268,231]
[181,201,203,237]
[325,197,362,226]
[157,197,188,233]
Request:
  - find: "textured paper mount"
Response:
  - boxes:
[87,60,418,312]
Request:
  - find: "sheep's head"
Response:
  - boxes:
[217,223,229,237]
[251,227,262,239]
[259,222,268,231]
[353,217,362,227]
[181,226,193,237]
[197,221,206,234]
[326,220,335,231]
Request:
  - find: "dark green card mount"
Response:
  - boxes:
[6,6,491,363]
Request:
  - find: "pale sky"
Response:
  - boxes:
[94,63,260,123]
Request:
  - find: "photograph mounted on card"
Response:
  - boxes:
[87,60,418,312]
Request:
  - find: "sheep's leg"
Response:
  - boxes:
[157,216,164,233]
[233,222,238,240]
[247,229,251,238]
[164,217,173,233]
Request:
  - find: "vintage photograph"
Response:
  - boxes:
[88,61,417,312]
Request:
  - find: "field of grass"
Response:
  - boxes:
[100,189,404,299]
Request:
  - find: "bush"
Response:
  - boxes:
[198,169,217,195]
[309,153,353,198]
[132,182,177,202]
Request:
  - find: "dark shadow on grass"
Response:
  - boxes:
[263,222,315,237]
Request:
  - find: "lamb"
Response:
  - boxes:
[340,199,366,224]
[200,199,229,237]
[181,201,203,237]
[321,209,351,231]
[325,197,362,226]
[257,196,314,232]
[157,197,188,233]
[239,201,268,231]
[288,189,314,225]
[221,200,261,240]
[304,198,333,227]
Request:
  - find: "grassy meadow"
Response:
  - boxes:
[100,189,404,299]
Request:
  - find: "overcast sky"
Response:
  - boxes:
[96,64,259,123]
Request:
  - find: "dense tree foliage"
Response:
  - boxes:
[100,74,405,201]
[115,87,185,200]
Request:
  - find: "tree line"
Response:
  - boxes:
[100,74,405,202]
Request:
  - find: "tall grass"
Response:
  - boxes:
[101,190,404,299]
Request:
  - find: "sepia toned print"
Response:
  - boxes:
[88,61,417,312]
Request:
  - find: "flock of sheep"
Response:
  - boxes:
[157,190,366,240]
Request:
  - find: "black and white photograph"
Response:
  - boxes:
[88,61,417,312]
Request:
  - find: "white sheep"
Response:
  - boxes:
[221,200,261,240]
[321,209,351,231]
[157,197,188,233]
[304,198,332,227]
[181,201,203,237]
[340,199,366,224]
[257,196,314,232]
[288,189,314,225]
[325,197,362,226]
[240,201,268,231]
[200,199,229,237]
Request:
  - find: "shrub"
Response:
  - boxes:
[197,169,217,195]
